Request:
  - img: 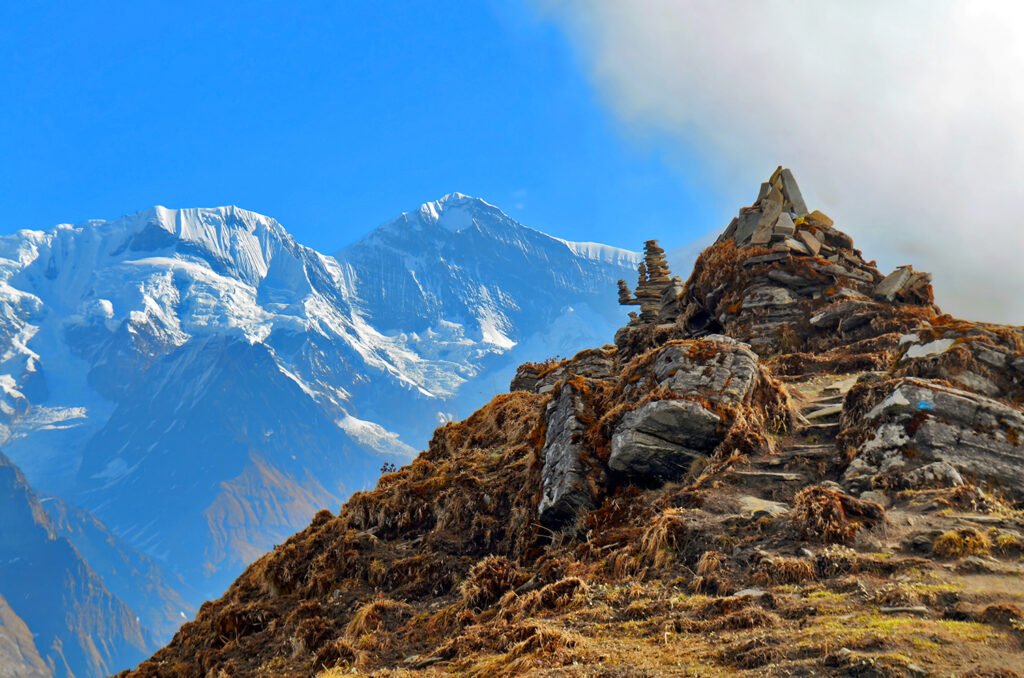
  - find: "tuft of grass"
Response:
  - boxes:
[460,555,529,610]
[932,528,992,559]
[754,556,815,585]
[344,598,414,639]
[792,485,885,544]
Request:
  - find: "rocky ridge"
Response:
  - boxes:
[127,169,1024,677]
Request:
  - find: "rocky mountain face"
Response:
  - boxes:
[0,452,152,678]
[335,193,641,442]
[127,169,1024,677]
[0,197,637,667]
[0,593,50,678]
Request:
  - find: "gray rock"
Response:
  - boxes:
[808,260,875,284]
[952,370,1001,397]
[844,378,1024,496]
[538,383,600,527]
[859,490,891,508]
[904,461,963,489]
[737,494,789,517]
[783,237,810,255]
[756,186,785,232]
[780,168,808,215]
[797,229,822,256]
[731,587,768,600]
[513,348,616,394]
[733,210,762,244]
[973,343,1010,369]
[742,252,790,267]
[809,300,877,330]
[873,266,915,301]
[774,212,796,237]
[743,285,799,309]
[649,337,760,406]
[609,399,722,479]
[750,223,774,246]
[657,280,685,323]
[766,269,812,288]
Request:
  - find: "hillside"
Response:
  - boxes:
[128,169,1024,676]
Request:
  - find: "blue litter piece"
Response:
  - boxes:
[916,400,934,411]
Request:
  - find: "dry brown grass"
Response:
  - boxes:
[344,598,414,639]
[754,556,816,585]
[460,556,529,610]
[638,508,689,570]
[499,577,589,621]
[933,528,993,559]
[792,485,885,544]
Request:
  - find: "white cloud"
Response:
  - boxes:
[543,0,1024,323]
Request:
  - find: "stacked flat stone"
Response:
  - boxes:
[657,277,684,324]
[618,240,677,325]
[672,167,939,354]
[872,265,933,304]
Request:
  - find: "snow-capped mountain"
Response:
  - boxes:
[336,193,641,440]
[0,196,638,611]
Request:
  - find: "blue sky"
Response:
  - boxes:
[0,0,723,254]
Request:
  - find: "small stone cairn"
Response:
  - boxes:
[618,240,684,326]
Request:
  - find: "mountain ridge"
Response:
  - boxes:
[124,168,1024,677]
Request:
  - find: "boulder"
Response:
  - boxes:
[538,383,601,528]
[648,336,761,406]
[843,378,1024,495]
[609,399,722,479]
[511,348,616,394]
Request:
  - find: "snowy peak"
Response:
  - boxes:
[361,192,639,266]
[416,192,503,234]
[379,192,508,237]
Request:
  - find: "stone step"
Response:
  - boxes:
[809,394,845,405]
[786,443,836,452]
[733,470,804,482]
[803,421,840,429]
[804,404,843,420]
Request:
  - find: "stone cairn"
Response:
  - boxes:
[718,166,932,303]
[618,240,684,325]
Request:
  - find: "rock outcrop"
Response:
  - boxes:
[842,377,1024,496]
[124,168,1024,678]
[538,381,602,528]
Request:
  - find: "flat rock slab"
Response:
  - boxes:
[736,495,789,517]
[609,399,722,479]
[805,404,843,420]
